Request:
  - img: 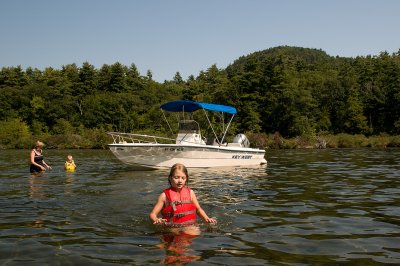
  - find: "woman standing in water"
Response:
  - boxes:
[149,163,216,235]
[30,141,51,173]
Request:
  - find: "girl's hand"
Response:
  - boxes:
[40,166,46,171]
[153,218,167,224]
[206,217,217,224]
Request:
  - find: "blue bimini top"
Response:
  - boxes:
[160,100,237,114]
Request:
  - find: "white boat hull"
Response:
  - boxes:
[108,143,266,170]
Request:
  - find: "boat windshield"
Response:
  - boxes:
[178,120,200,133]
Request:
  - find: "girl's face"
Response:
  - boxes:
[169,169,187,190]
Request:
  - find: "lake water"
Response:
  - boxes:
[1,148,400,265]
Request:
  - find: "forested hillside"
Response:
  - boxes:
[1,46,400,149]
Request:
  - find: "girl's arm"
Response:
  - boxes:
[30,150,36,164]
[149,192,168,224]
[42,160,51,169]
[191,190,217,224]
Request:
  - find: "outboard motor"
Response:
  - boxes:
[233,134,250,148]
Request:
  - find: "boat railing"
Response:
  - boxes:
[108,132,176,144]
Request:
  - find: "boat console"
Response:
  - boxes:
[176,120,206,145]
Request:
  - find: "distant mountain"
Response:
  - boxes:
[226,46,336,75]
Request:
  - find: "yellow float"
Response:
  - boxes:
[65,162,76,171]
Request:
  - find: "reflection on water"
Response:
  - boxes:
[0,149,400,264]
[157,232,200,265]
[29,174,46,199]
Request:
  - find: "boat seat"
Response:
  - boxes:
[206,137,228,146]
[227,143,242,147]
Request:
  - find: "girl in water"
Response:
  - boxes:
[64,155,77,171]
[149,163,217,235]
[30,140,51,173]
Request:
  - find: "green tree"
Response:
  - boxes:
[125,63,143,92]
[110,62,126,92]
[97,64,112,91]
[0,118,31,148]
[77,62,97,96]
[173,72,184,84]
[0,66,27,88]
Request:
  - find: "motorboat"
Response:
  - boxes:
[108,100,267,170]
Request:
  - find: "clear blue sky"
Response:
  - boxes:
[1,0,399,82]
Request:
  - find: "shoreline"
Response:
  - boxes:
[2,133,400,150]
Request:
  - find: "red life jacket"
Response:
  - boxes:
[162,187,197,225]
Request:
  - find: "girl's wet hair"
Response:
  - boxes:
[168,163,189,186]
